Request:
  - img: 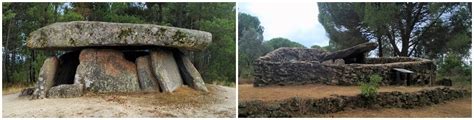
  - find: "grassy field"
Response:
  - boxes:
[2,84,33,95]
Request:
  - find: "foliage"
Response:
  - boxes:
[318,3,471,58]
[237,13,310,78]
[310,45,322,49]
[359,74,382,98]
[2,2,236,87]
[319,3,471,87]
[437,53,471,87]
[263,37,306,51]
[238,13,266,78]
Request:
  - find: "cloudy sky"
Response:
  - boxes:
[238,2,329,48]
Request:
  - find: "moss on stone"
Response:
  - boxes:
[119,28,133,44]
[69,38,76,46]
[154,27,167,37]
[173,30,187,44]
[39,31,48,47]
[118,28,133,39]
[159,28,167,34]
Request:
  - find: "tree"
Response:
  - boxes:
[238,13,266,78]
[319,2,472,86]
[318,3,471,58]
[263,37,306,51]
[318,3,368,52]
[239,28,265,77]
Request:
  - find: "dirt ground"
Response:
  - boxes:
[239,84,442,101]
[2,85,236,118]
[323,97,472,118]
[239,84,471,118]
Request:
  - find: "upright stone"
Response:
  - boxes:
[74,49,140,93]
[136,56,160,92]
[150,49,183,92]
[32,56,59,99]
[174,51,208,92]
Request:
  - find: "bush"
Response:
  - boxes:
[437,53,471,89]
[359,74,382,98]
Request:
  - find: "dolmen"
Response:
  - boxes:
[254,42,436,87]
[24,21,211,99]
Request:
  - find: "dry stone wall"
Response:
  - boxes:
[238,87,470,117]
[254,47,436,87]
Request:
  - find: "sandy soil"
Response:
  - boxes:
[239,84,443,101]
[323,97,472,118]
[2,85,235,118]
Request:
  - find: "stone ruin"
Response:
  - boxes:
[254,42,437,87]
[23,21,211,99]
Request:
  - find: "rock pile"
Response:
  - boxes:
[254,42,436,87]
[24,21,211,99]
[238,87,470,117]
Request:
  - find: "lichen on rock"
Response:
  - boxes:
[26,21,212,51]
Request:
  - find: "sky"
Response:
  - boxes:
[238,2,330,48]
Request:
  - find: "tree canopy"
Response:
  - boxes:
[238,13,266,78]
[318,3,471,58]
[318,2,471,85]
[263,37,306,50]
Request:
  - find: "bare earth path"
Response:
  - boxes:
[239,84,441,101]
[2,85,235,118]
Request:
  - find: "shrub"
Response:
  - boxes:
[359,74,382,98]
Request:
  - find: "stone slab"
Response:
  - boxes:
[26,21,212,51]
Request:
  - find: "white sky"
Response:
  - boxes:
[238,2,329,48]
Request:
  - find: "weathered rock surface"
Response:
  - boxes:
[324,42,378,62]
[74,49,140,93]
[136,55,160,92]
[174,51,208,92]
[150,49,183,92]
[19,87,35,97]
[47,84,83,98]
[26,21,212,51]
[258,47,328,62]
[32,56,59,99]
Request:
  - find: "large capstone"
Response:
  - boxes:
[324,42,377,63]
[174,51,208,92]
[150,49,183,93]
[136,55,161,92]
[74,49,140,93]
[26,21,212,51]
[32,56,59,99]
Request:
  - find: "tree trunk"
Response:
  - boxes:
[376,35,383,57]
[158,3,163,24]
[3,18,14,85]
